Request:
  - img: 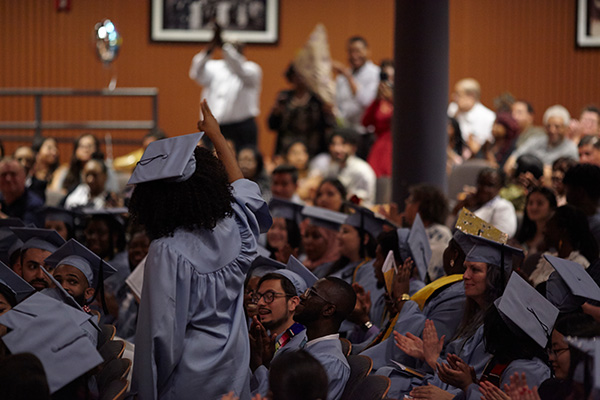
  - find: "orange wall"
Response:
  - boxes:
[1,1,599,162]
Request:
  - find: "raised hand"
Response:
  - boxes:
[422,320,445,370]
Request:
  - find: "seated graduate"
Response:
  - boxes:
[45,238,116,308]
[128,100,271,400]
[81,208,129,321]
[361,228,469,365]
[0,253,100,352]
[376,233,523,399]
[244,253,280,325]
[423,272,556,400]
[38,206,79,241]
[529,204,598,291]
[11,227,66,291]
[266,198,303,263]
[322,205,391,339]
[347,213,432,350]
[300,205,347,277]
[249,256,317,396]
[292,277,355,400]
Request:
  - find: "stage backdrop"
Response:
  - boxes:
[1,0,599,162]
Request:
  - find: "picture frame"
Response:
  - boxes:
[150,0,279,44]
[577,0,600,47]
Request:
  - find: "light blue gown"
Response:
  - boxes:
[362,279,466,370]
[457,358,551,400]
[131,179,271,400]
[305,336,351,400]
[251,328,308,396]
[376,324,490,399]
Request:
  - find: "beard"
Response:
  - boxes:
[260,309,292,332]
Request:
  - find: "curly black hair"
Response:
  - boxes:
[129,147,235,240]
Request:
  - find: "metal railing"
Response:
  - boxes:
[0,87,159,145]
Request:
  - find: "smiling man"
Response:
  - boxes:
[293,277,355,400]
[12,228,65,291]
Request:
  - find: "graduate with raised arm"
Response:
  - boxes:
[129,100,272,400]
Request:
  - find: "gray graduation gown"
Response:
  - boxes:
[131,179,271,400]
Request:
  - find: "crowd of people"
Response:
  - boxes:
[0,27,600,400]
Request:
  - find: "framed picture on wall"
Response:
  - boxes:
[150,0,279,43]
[577,0,600,47]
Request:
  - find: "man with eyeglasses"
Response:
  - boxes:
[249,265,312,397]
[293,277,356,400]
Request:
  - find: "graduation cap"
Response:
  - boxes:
[455,207,508,244]
[0,291,99,347]
[494,272,559,348]
[269,197,304,225]
[252,255,318,296]
[452,229,475,256]
[0,308,103,394]
[464,234,524,278]
[44,239,117,289]
[256,244,271,258]
[128,132,204,185]
[274,255,318,295]
[10,227,66,254]
[0,230,22,266]
[302,206,347,231]
[544,255,600,312]
[344,205,391,239]
[38,206,81,229]
[405,214,432,280]
[0,261,35,304]
[382,250,397,294]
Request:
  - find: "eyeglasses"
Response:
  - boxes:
[548,347,569,358]
[252,290,288,304]
[303,287,332,304]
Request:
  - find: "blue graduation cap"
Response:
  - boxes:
[464,234,524,277]
[0,291,99,347]
[45,239,117,288]
[274,255,318,295]
[0,230,22,266]
[344,205,391,239]
[302,206,347,231]
[252,255,317,296]
[128,132,204,184]
[0,261,34,304]
[269,197,304,225]
[10,227,66,254]
[406,214,432,280]
[452,229,475,256]
[544,254,600,312]
[494,272,559,348]
[38,206,80,228]
[0,307,103,394]
[256,245,271,258]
